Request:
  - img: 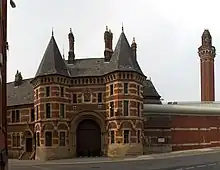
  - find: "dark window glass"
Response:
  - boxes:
[46,103,51,118]
[124,130,129,144]
[110,84,113,95]
[98,92,102,103]
[137,85,140,95]
[110,102,114,117]
[110,130,115,144]
[16,134,20,146]
[45,131,52,146]
[36,132,40,147]
[137,130,141,143]
[73,93,77,103]
[36,89,39,99]
[60,87,64,97]
[16,110,20,122]
[59,131,66,146]
[60,104,65,118]
[31,109,35,121]
[137,102,140,116]
[12,110,15,123]
[36,105,39,120]
[124,83,128,94]
[123,100,129,116]
[46,87,50,97]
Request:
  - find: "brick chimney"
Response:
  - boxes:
[104,26,113,62]
[198,29,216,101]
[131,37,137,60]
[68,28,75,64]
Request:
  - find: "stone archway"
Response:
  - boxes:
[76,119,101,157]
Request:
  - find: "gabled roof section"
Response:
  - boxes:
[35,35,69,77]
[108,31,143,75]
[143,79,161,98]
[7,78,34,106]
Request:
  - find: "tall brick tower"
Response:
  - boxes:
[198,29,216,101]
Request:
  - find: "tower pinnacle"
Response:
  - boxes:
[198,29,216,102]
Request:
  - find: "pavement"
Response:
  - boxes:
[9,147,220,170]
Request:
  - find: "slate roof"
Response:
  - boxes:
[7,30,161,106]
[66,58,109,77]
[143,79,161,104]
[36,31,143,78]
[7,78,34,107]
[106,31,143,75]
[35,34,70,77]
[143,79,161,98]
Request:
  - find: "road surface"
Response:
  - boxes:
[9,148,220,170]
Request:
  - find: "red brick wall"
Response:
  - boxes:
[171,115,220,151]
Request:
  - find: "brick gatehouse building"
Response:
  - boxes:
[6,26,161,160]
[7,27,218,160]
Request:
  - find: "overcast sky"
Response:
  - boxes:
[6,0,220,102]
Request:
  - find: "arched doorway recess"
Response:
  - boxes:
[76,119,101,157]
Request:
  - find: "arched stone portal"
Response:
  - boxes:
[76,119,101,157]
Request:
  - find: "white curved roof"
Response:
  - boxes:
[143,104,220,116]
[165,101,220,108]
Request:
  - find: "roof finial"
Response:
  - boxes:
[106,26,108,31]
[52,27,54,36]
[132,37,135,43]
[62,45,65,59]
[70,28,72,33]
[122,22,124,32]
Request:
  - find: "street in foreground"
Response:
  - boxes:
[9,147,220,170]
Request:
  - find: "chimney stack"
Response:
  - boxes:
[198,29,216,101]
[104,26,113,62]
[131,37,137,60]
[68,28,75,64]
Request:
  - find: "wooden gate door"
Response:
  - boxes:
[76,119,101,157]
